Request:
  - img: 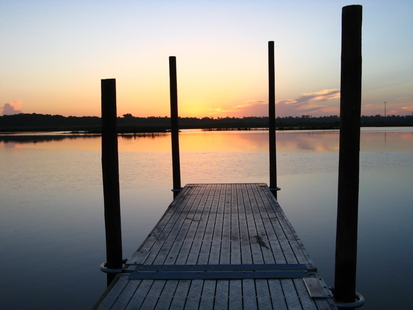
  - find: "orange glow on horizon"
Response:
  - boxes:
[4,130,411,154]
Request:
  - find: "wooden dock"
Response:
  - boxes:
[94,183,337,309]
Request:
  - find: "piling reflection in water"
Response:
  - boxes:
[0,128,412,309]
[3,128,411,153]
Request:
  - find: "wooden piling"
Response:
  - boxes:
[101,78,123,285]
[334,5,362,306]
[268,41,278,198]
[169,56,181,198]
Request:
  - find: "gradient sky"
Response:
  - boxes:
[1,0,412,118]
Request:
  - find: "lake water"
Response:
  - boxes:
[0,128,412,309]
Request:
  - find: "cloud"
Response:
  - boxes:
[400,106,413,113]
[276,89,340,116]
[209,89,341,117]
[2,101,22,115]
[277,89,340,107]
[209,100,268,117]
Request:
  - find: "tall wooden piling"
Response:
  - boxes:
[268,41,278,198]
[334,5,363,306]
[169,56,181,198]
[101,78,123,285]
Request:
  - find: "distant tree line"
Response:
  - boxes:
[1,113,412,132]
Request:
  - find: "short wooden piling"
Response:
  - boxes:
[268,41,278,198]
[334,5,363,306]
[169,56,181,198]
[101,78,123,285]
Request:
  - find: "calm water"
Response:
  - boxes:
[0,128,412,309]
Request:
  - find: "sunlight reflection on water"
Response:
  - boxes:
[0,128,412,309]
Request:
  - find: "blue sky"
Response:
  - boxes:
[1,0,412,117]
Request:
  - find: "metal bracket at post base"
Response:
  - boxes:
[269,187,281,192]
[171,188,182,192]
[331,289,365,308]
[99,259,128,274]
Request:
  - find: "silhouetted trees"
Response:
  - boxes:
[1,113,412,132]
[0,113,101,131]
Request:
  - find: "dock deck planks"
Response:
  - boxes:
[94,183,337,309]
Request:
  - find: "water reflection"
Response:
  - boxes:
[2,128,412,153]
[0,127,412,310]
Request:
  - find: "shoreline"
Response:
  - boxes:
[2,123,413,135]
[1,114,412,134]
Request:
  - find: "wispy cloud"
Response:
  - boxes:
[2,101,22,115]
[209,100,268,117]
[209,89,340,117]
[400,106,413,112]
[276,89,340,116]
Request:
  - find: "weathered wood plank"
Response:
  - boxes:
[95,275,129,310]
[160,186,205,265]
[124,280,154,310]
[154,280,179,310]
[250,185,282,264]
[228,280,243,310]
[268,279,288,310]
[220,184,232,264]
[199,280,215,310]
[280,279,302,309]
[246,184,275,264]
[168,280,191,309]
[198,184,220,265]
[242,279,258,310]
[293,278,318,310]
[260,184,314,265]
[238,185,254,265]
[95,184,337,310]
[210,185,225,264]
[230,184,242,265]
[152,186,204,265]
[174,186,210,265]
[214,280,229,309]
[187,184,217,264]
[127,186,196,264]
[140,280,166,310]
[256,279,273,309]
[254,185,295,264]
[110,277,141,309]
[243,184,265,265]
[184,280,203,309]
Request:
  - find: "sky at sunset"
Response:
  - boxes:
[1,1,412,118]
